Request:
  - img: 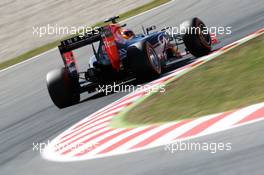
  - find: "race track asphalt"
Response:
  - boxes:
[0,0,264,174]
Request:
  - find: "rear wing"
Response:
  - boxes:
[59,33,101,53]
[58,31,101,75]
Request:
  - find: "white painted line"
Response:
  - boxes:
[149,114,220,147]
[121,0,175,23]
[0,48,57,73]
[201,103,264,135]
[113,123,177,152]
[57,123,109,147]
[59,116,112,142]
[67,129,125,157]
[56,127,111,154]
[87,127,149,156]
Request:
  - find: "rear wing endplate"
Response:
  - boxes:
[58,32,101,75]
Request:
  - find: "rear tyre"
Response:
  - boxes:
[46,67,80,109]
[126,42,161,81]
[182,17,212,57]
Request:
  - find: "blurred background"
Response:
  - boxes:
[0,0,151,62]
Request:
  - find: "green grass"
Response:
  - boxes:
[0,0,171,70]
[117,35,264,126]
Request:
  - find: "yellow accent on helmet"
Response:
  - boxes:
[121,29,135,39]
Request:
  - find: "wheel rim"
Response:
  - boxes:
[147,45,161,73]
[198,23,211,46]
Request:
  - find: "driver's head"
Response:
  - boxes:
[121,29,135,39]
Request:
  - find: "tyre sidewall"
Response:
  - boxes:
[46,67,80,108]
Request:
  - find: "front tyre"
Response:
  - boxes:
[181,17,212,57]
[126,42,161,81]
[46,67,80,109]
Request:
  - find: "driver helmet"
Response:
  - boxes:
[121,29,135,39]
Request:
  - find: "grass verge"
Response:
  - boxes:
[113,34,264,127]
[0,0,171,70]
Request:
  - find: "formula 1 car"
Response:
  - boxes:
[46,16,217,108]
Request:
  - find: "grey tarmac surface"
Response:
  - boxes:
[0,0,264,174]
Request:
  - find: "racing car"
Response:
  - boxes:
[46,16,217,108]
